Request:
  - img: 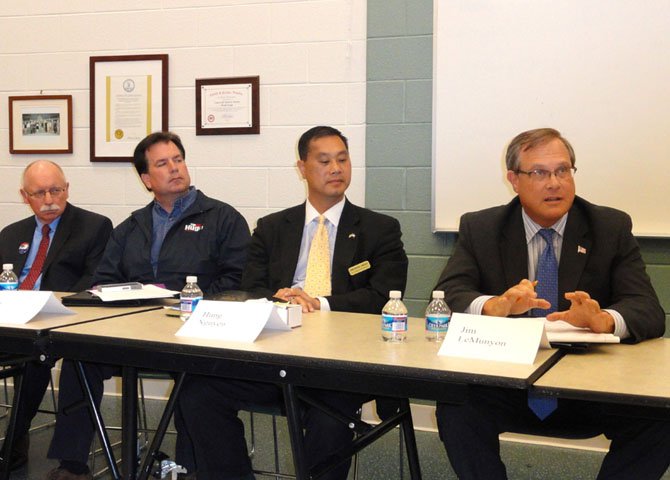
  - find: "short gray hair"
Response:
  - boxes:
[505,128,576,171]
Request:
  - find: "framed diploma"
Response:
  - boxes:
[195,76,260,135]
[90,54,168,162]
[9,95,73,154]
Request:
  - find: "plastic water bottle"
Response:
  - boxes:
[425,290,450,341]
[180,276,203,321]
[381,290,408,342]
[0,264,19,290]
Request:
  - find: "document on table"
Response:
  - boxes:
[90,284,179,302]
[544,319,620,344]
[0,291,74,324]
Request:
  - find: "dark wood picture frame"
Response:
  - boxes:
[9,95,73,154]
[90,54,168,162]
[195,76,260,135]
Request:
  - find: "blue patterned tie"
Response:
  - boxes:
[533,228,558,316]
[528,228,558,419]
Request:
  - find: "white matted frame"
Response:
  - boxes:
[9,95,73,154]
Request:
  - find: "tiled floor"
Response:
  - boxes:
[1,395,669,479]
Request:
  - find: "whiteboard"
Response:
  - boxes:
[432,0,670,236]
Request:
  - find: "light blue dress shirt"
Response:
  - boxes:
[19,215,62,290]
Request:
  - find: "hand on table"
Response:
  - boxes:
[273,287,320,313]
[546,291,614,333]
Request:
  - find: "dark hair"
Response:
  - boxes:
[297,126,348,160]
[505,128,576,171]
[133,131,186,176]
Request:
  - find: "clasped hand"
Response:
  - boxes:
[274,287,320,313]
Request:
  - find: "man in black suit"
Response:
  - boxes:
[435,128,670,479]
[0,160,112,470]
[177,126,408,479]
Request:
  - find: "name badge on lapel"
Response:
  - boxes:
[348,261,371,276]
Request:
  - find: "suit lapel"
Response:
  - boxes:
[43,203,73,271]
[282,205,305,287]
[501,202,529,287]
[558,204,590,306]
[332,200,359,293]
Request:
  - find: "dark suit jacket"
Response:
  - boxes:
[241,199,408,314]
[0,203,113,292]
[435,196,665,343]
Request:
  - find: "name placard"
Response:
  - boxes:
[175,300,296,343]
[438,313,549,364]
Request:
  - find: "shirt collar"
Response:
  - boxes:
[153,186,197,217]
[521,209,568,244]
[304,197,346,227]
[34,215,61,233]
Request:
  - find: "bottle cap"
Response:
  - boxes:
[186,276,198,283]
[389,290,402,299]
[2,263,13,270]
[432,290,445,299]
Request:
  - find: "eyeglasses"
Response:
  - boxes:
[24,187,67,199]
[515,166,577,182]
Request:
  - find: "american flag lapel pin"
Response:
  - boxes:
[577,245,587,254]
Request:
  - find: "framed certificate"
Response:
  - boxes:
[9,95,73,154]
[195,76,260,135]
[90,54,168,162]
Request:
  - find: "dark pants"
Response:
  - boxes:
[47,360,194,470]
[436,385,670,480]
[178,375,367,480]
[4,362,53,440]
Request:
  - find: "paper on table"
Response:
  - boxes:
[0,291,74,324]
[544,319,620,344]
[91,284,179,302]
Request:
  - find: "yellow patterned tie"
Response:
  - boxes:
[304,215,332,297]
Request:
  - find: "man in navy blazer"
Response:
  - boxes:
[177,126,408,479]
[435,128,670,479]
[0,160,112,471]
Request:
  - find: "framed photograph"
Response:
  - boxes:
[90,54,168,162]
[9,95,73,154]
[195,76,260,135]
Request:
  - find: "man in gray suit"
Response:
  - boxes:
[435,128,670,479]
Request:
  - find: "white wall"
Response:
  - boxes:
[0,0,367,230]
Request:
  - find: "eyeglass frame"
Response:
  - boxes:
[22,186,68,200]
[514,166,577,182]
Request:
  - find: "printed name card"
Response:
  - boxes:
[0,291,75,325]
[175,300,301,343]
[438,313,550,364]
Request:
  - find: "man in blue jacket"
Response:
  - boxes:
[45,132,250,480]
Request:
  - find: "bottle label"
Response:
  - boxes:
[426,314,450,332]
[382,313,408,332]
[180,296,203,314]
[0,282,19,291]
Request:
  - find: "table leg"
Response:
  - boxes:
[398,398,422,480]
[0,365,23,480]
[282,383,309,480]
[74,361,120,480]
[137,372,186,480]
[122,366,138,479]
